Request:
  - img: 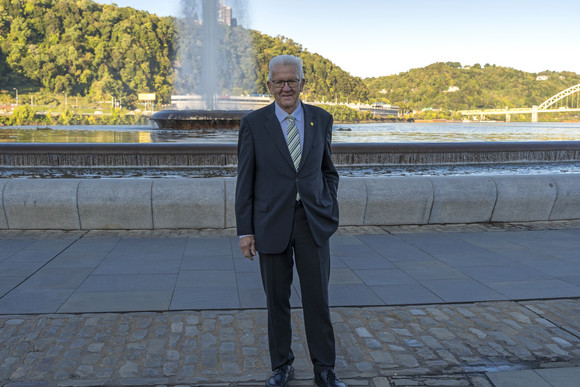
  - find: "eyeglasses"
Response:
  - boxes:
[270,79,301,89]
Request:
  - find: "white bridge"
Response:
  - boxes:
[460,83,580,122]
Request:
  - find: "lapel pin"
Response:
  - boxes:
[310,122,314,126]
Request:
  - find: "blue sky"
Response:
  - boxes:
[97,0,580,78]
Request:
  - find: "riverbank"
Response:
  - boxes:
[335,117,414,124]
[0,106,150,126]
[1,112,411,127]
[3,106,579,127]
[414,119,462,123]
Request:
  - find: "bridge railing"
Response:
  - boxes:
[459,83,580,121]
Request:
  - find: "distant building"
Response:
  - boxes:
[360,103,399,117]
[446,86,460,92]
[536,75,549,81]
[218,3,232,26]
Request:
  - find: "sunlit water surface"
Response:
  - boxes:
[2,122,580,143]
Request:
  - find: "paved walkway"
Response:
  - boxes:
[1,221,580,386]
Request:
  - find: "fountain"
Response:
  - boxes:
[151,109,249,129]
[151,0,261,129]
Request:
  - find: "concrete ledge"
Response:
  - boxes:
[3,179,81,230]
[491,175,558,222]
[0,179,8,229]
[225,177,237,229]
[78,180,153,229]
[364,177,433,225]
[0,174,578,230]
[152,178,225,229]
[337,177,367,226]
[550,174,580,220]
[429,176,497,224]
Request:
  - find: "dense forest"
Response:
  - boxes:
[0,0,368,107]
[1,0,579,120]
[0,0,176,106]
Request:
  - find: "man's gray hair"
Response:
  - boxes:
[268,55,304,80]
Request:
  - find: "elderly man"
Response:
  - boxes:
[235,54,346,387]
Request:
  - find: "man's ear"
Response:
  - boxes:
[299,78,305,92]
[266,80,273,95]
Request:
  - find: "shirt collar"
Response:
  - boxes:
[275,101,303,124]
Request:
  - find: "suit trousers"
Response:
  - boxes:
[259,204,336,374]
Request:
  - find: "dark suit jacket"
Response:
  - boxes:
[235,102,339,254]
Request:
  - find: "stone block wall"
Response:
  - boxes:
[1,174,579,230]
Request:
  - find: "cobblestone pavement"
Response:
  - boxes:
[2,298,580,386]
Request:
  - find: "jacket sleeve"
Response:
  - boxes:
[235,117,256,236]
[321,114,339,201]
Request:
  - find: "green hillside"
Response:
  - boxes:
[365,62,580,115]
[0,0,176,106]
[0,0,368,107]
[1,0,579,120]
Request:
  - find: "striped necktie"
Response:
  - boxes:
[286,115,301,201]
[286,115,301,170]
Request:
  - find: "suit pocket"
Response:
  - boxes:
[317,182,334,207]
[254,200,269,212]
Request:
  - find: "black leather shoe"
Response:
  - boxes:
[315,369,347,387]
[266,364,295,387]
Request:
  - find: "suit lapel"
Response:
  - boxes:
[300,103,316,171]
[263,103,295,169]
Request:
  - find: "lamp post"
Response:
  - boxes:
[13,88,18,106]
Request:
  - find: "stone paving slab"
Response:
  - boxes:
[2,222,580,315]
[2,300,580,386]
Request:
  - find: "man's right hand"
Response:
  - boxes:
[239,235,256,261]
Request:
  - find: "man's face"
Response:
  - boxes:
[267,64,305,114]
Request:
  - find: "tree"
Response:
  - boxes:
[0,0,175,103]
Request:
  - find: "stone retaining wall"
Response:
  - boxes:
[1,174,579,230]
[2,142,580,167]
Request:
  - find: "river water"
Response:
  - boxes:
[1,122,580,178]
[2,122,580,143]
